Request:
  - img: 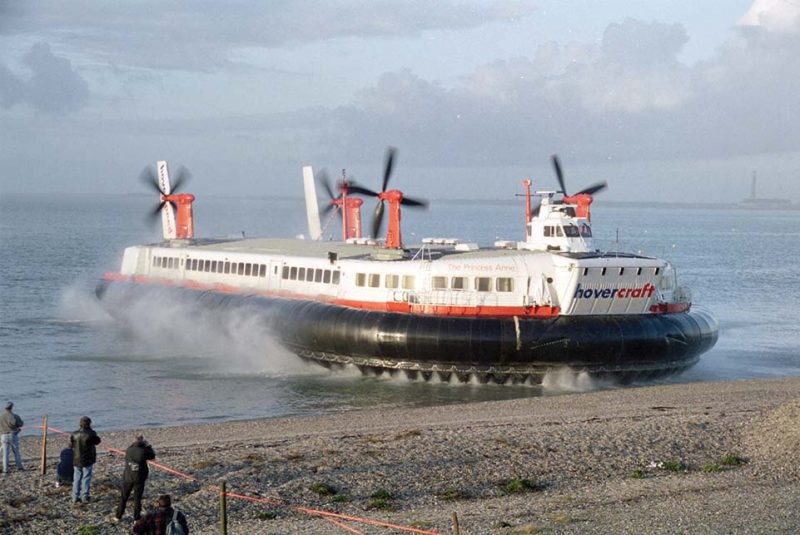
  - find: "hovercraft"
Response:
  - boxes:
[97,151,718,384]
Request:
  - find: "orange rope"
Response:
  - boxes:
[42,425,441,535]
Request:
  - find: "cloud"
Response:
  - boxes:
[3,0,536,71]
[0,42,89,114]
[739,0,800,32]
[324,13,800,166]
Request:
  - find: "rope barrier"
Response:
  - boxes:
[40,425,442,535]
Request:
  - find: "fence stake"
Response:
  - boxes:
[452,511,460,535]
[220,480,228,535]
[40,415,48,476]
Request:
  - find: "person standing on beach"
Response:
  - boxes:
[133,494,189,534]
[0,401,24,474]
[70,416,101,504]
[113,435,155,522]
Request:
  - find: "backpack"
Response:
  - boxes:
[166,509,185,535]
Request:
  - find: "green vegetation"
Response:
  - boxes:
[331,494,352,504]
[435,486,468,501]
[368,489,395,510]
[660,461,686,472]
[256,511,278,520]
[629,469,646,479]
[309,482,338,496]
[721,454,747,466]
[77,526,99,535]
[500,476,540,494]
[701,463,721,473]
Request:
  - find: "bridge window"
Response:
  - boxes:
[402,275,415,290]
[356,273,366,287]
[431,276,447,289]
[496,277,514,292]
[385,274,399,289]
[563,225,580,237]
[579,224,592,237]
[556,226,564,237]
[475,277,492,292]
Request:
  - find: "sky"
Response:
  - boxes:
[1,0,799,203]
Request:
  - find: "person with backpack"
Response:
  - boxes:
[55,441,73,488]
[132,494,189,535]
[112,435,155,522]
[70,415,101,504]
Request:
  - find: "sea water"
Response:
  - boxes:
[1,193,799,433]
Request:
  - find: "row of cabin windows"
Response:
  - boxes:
[152,255,267,277]
[281,266,341,285]
[543,224,581,238]
[355,273,515,293]
[581,267,660,276]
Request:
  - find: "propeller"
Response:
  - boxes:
[550,154,607,197]
[140,163,192,223]
[347,147,428,239]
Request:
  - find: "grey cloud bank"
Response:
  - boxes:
[1,0,799,202]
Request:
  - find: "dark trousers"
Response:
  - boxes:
[116,478,145,520]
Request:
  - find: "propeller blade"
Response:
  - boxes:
[139,166,163,195]
[148,201,166,222]
[371,200,385,239]
[170,165,191,193]
[551,154,567,195]
[576,181,608,196]
[347,184,381,197]
[400,196,428,208]
[382,147,396,192]
[321,202,336,216]
[316,169,335,200]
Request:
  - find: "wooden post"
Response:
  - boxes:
[452,511,460,535]
[40,415,48,476]
[220,481,228,535]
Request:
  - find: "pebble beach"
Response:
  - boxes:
[3,376,800,534]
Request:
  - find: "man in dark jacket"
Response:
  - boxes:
[70,416,101,504]
[133,494,189,535]
[113,435,155,522]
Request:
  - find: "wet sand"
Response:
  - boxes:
[3,376,800,534]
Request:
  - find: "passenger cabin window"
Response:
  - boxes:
[451,276,467,290]
[385,274,399,289]
[556,226,564,237]
[259,265,267,277]
[475,277,492,292]
[314,269,322,283]
[298,267,305,280]
[496,277,514,292]
[368,274,380,288]
[224,261,231,274]
[431,276,447,289]
[324,270,332,284]
[356,273,366,287]
[290,267,297,280]
[402,275,415,290]
[544,226,552,237]
[282,266,289,279]
[305,269,314,282]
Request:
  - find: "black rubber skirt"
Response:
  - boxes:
[97,281,718,383]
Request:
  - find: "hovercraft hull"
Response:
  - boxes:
[97,280,718,384]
